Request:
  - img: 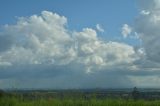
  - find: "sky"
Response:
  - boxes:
[0,0,138,44]
[0,0,160,89]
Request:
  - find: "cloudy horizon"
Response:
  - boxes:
[0,0,160,89]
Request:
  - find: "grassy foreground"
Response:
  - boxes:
[1,97,160,106]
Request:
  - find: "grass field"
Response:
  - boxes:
[1,96,160,106]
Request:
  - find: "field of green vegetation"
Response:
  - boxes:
[1,88,160,106]
[1,96,160,106]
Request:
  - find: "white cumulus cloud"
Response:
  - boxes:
[96,24,104,32]
[0,10,151,89]
[121,24,132,38]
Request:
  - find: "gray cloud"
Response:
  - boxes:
[135,0,160,63]
[0,64,134,89]
[0,34,13,52]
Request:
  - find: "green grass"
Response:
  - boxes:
[1,96,160,106]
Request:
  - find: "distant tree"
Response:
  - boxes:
[0,89,4,98]
[132,87,140,100]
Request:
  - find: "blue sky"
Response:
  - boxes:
[0,0,138,44]
[0,0,160,89]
